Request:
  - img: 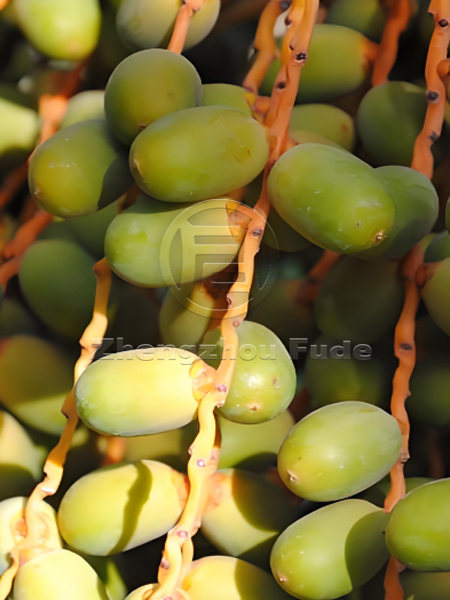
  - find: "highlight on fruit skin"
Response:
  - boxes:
[277,401,402,501]
[386,479,450,571]
[75,346,202,436]
[12,549,110,600]
[0,496,62,576]
[105,49,202,145]
[203,320,297,424]
[270,499,390,600]
[57,460,187,555]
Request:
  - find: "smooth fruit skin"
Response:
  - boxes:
[289,104,355,151]
[270,500,390,600]
[262,25,374,102]
[0,89,41,169]
[325,0,386,40]
[80,555,127,600]
[357,81,450,166]
[105,49,202,145]
[13,550,109,600]
[386,479,450,571]
[305,334,391,409]
[65,199,120,259]
[402,571,450,600]
[217,410,294,470]
[0,298,39,338]
[247,279,315,347]
[202,469,298,567]
[29,119,133,218]
[117,0,220,51]
[425,230,450,262]
[0,335,73,435]
[201,83,251,114]
[268,144,395,254]
[203,321,297,424]
[0,497,62,576]
[159,283,217,349]
[105,195,243,288]
[356,166,438,260]
[278,401,401,501]
[124,421,197,472]
[75,347,201,436]
[315,257,403,343]
[19,240,97,340]
[14,0,101,61]
[58,460,186,555]
[408,356,450,427]
[421,258,450,335]
[0,411,42,501]
[61,91,105,128]
[183,556,292,600]
[130,106,269,203]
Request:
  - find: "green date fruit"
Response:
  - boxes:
[325,0,386,40]
[123,421,197,472]
[270,499,390,600]
[19,240,97,340]
[425,230,450,263]
[58,460,186,555]
[0,497,62,576]
[217,410,294,471]
[105,195,243,288]
[14,0,101,61]
[80,555,127,600]
[357,82,450,167]
[130,106,269,202]
[305,334,391,409]
[402,571,450,600]
[29,119,133,218]
[0,411,42,501]
[159,282,217,350]
[421,257,450,336]
[65,200,120,259]
[202,469,298,567]
[262,25,375,102]
[203,321,296,424]
[355,166,438,260]
[0,298,39,338]
[289,104,355,151]
[0,335,73,435]
[116,0,220,51]
[268,144,395,254]
[105,49,202,145]
[0,85,41,170]
[315,257,403,343]
[386,479,450,571]
[75,346,201,436]
[61,91,105,128]
[183,556,292,600]
[13,549,109,600]
[278,401,401,501]
[408,356,450,428]
[201,83,251,114]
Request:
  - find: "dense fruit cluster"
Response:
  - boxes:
[0,1,450,600]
